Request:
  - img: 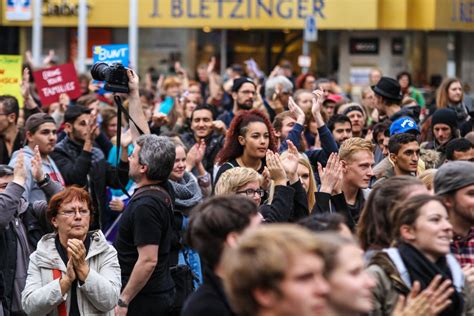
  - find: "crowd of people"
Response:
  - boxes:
[0,54,473,316]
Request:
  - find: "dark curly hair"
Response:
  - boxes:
[216,109,277,164]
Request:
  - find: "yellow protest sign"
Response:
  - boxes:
[0,55,23,106]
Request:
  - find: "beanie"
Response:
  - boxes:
[431,108,457,130]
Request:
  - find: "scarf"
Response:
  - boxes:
[398,242,464,316]
[169,172,203,212]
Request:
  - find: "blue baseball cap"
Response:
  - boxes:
[389,116,419,136]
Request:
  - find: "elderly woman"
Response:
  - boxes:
[21,186,121,316]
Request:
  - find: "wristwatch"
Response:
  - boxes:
[117,298,128,308]
[37,173,50,187]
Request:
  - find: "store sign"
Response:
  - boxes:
[0,55,23,105]
[6,0,32,21]
[349,38,379,55]
[450,0,474,23]
[42,0,92,17]
[33,63,82,105]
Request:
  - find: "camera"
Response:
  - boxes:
[90,62,129,93]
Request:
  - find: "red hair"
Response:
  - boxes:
[216,109,277,164]
[295,73,316,90]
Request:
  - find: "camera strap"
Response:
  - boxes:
[113,95,145,199]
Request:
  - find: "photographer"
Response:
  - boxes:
[50,105,131,230]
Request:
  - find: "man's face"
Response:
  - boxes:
[233,83,256,110]
[264,252,329,316]
[346,111,364,134]
[128,145,144,183]
[433,123,452,145]
[332,122,352,145]
[323,101,336,117]
[280,116,297,141]
[390,141,420,174]
[451,184,474,225]
[452,148,474,162]
[317,83,331,99]
[191,109,214,139]
[296,92,313,113]
[27,122,57,156]
[0,175,12,193]
[66,114,90,143]
[376,133,390,157]
[343,151,375,189]
[0,103,16,134]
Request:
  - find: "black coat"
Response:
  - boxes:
[181,268,234,316]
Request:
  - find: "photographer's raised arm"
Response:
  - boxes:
[127,69,150,139]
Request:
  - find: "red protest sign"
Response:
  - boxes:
[33,63,82,105]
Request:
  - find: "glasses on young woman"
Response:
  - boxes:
[236,188,265,198]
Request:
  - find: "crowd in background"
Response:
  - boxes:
[0,51,474,316]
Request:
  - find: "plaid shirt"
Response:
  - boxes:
[451,227,474,267]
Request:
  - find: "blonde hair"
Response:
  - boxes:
[418,169,437,191]
[222,224,324,316]
[279,151,316,210]
[163,76,181,91]
[339,138,374,162]
[215,167,262,195]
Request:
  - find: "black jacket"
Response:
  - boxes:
[51,136,129,229]
[181,268,234,316]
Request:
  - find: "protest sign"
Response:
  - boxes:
[92,44,129,94]
[33,63,82,105]
[93,44,129,66]
[0,55,23,105]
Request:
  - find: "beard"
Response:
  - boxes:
[237,100,253,110]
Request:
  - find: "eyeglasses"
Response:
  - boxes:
[236,188,265,198]
[58,209,90,217]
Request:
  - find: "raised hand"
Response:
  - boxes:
[392,282,431,316]
[21,68,31,100]
[31,145,45,183]
[281,140,300,184]
[311,89,324,118]
[266,150,287,186]
[120,129,133,148]
[318,153,343,194]
[207,56,216,75]
[60,258,76,295]
[58,93,70,112]
[425,275,454,315]
[151,112,168,128]
[126,69,139,96]
[288,96,305,125]
[109,198,125,212]
[212,120,227,135]
[13,149,27,187]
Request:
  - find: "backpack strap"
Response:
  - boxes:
[52,269,67,316]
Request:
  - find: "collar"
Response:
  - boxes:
[453,227,474,242]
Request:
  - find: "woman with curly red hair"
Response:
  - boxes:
[214,109,278,184]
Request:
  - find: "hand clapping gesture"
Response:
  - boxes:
[13,149,27,187]
[281,140,300,184]
[288,96,305,125]
[265,150,287,186]
[318,153,343,195]
[311,89,326,128]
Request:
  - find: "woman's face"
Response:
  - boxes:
[327,244,375,314]
[297,163,311,193]
[170,146,186,181]
[105,116,118,139]
[303,75,316,91]
[398,75,409,89]
[239,122,270,159]
[51,199,91,241]
[236,180,262,205]
[448,81,463,104]
[184,95,200,119]
[166,84,180,98]
[405,201,453,262]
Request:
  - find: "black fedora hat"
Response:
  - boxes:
[372,77,403,101]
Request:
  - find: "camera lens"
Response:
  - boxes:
[90,62,109,81]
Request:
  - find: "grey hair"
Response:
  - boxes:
[136,135,176,181]
[265,75,293,98]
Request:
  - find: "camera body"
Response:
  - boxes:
[90,62,129,93]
